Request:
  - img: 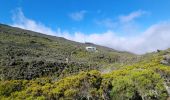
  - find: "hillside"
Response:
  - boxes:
[0,24,137,80]
[0,24,170,100]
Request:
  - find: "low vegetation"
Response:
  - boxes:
[0,24,170,100]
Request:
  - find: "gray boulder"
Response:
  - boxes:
[161,55,170,66]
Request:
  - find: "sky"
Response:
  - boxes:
[1,0,170,54]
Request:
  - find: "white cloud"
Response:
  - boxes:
[95,10,148,34]
[65,22,170,54]
[119,10,147,23]
[11,8,170,54]
[12,8,58,36]
[69,10,87,21]
[135,22,170,53]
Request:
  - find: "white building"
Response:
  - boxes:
[85,46,96,52]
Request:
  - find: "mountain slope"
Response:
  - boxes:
[0,24,137,80]
[1,24,170,100]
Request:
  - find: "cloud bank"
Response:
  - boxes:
[11,8,170,54]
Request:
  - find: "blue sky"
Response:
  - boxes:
[1,0,170,54]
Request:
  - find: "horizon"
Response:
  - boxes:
[1,0,170,54]
[0,23,164,55]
